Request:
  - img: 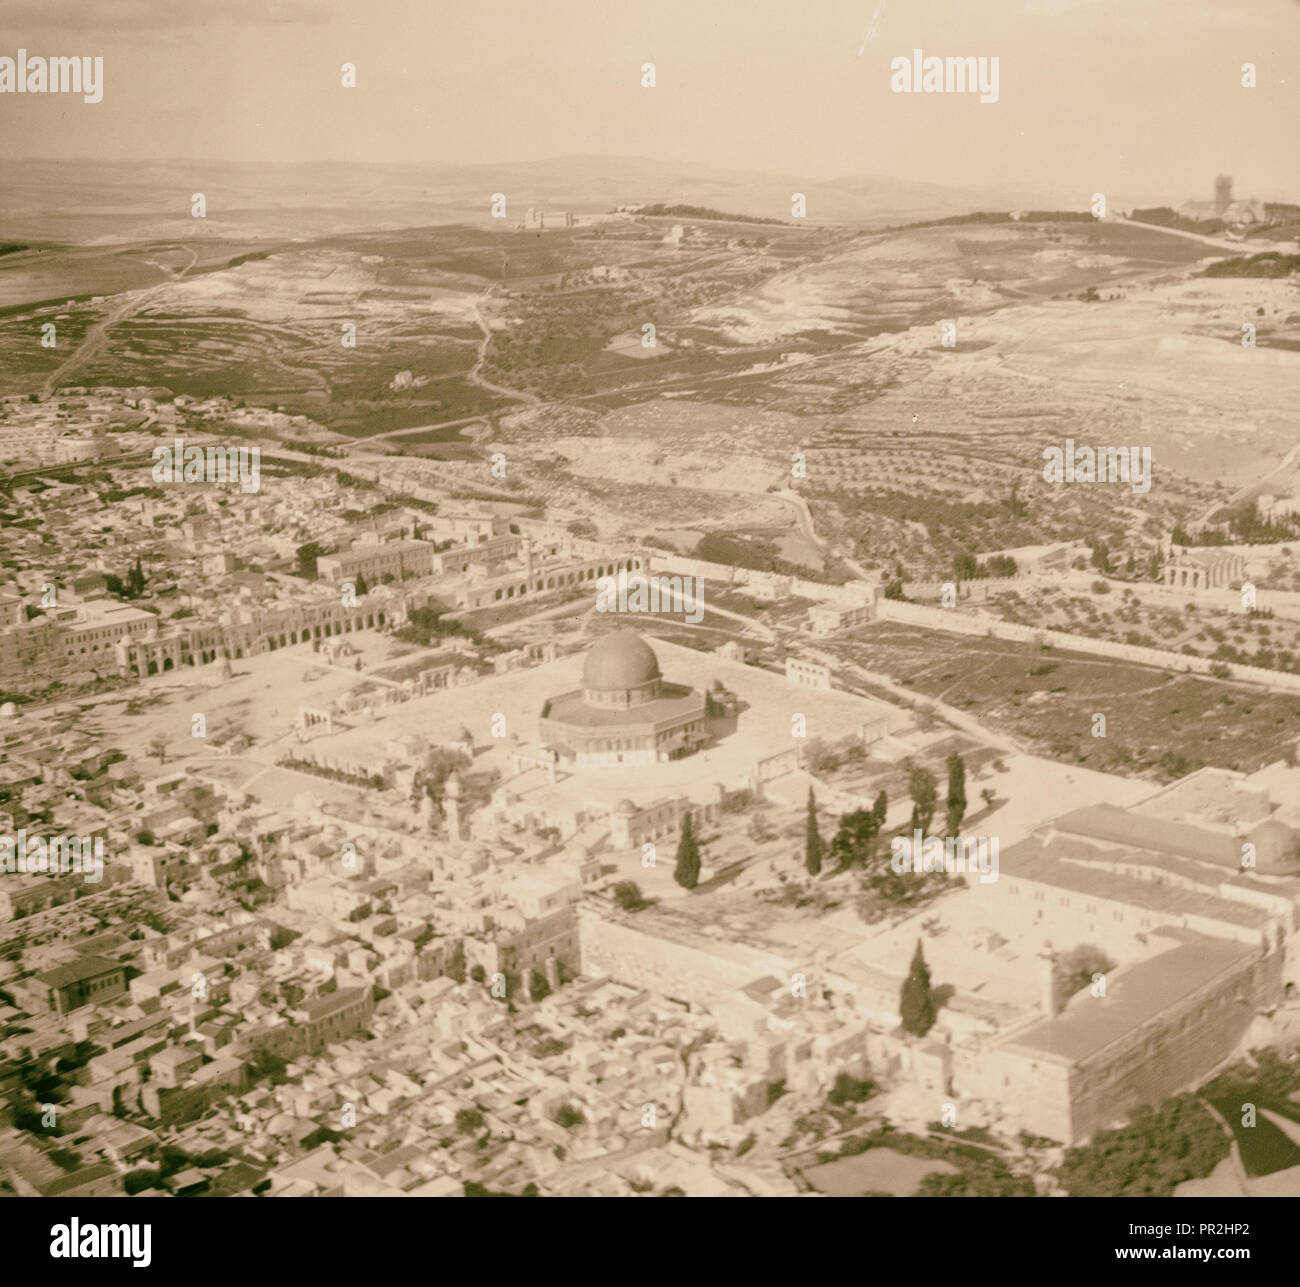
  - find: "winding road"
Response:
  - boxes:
[40,245,199,400]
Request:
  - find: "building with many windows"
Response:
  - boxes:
[17,955,128,1015]
[316,539,438,585]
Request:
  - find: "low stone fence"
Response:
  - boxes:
[876,598,1300,693]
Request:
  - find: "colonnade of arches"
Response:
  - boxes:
[492,558,643,602]
[124,608,390,677]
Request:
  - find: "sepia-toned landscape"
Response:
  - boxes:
[1,0,1299,1249]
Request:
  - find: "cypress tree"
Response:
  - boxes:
[899,938,937,1036]
[127,555,146,598]
[528,969,551,1003]
[805,787,822,876]
[907,762,938,834]
[674,811,701,891]
[945,753,967,836]
[445,940,466,984]
[872,789,888,827]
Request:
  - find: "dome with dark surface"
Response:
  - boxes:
[583,630,661,694]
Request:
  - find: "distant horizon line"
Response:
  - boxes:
[0,154,1294,209]
[0,150,1030,184]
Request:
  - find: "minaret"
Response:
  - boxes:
[1214,174,1232,218]
[444,772,464,841]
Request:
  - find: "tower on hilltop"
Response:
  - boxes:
[1214,174,1232,217]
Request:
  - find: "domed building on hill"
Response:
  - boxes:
[538,629,708,767]
[1245,818,1300,875]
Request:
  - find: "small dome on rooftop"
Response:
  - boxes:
[1246,817,1299,872]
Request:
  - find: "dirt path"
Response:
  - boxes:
[469,294,540,405]
[775,488,875,584]
[41,246,198,399]
[1111,216,1261,255]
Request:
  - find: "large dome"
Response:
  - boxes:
[582,629,661,692]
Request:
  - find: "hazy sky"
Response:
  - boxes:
[1,0,1297,202]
